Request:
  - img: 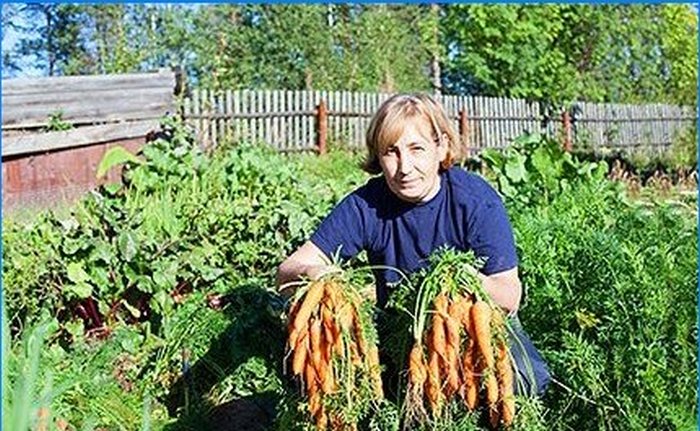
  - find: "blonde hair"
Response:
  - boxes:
[362,93,461,175]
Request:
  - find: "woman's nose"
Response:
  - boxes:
[398,153,414,174]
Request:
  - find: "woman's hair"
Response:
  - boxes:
[362,93,462,175]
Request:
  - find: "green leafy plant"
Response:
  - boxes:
[479,133,609,205]
[3,124,695,430]
[43,110,73,132]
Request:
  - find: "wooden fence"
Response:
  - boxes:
[574,101,696,153]
[183,89,696,156]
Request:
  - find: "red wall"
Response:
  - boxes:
[3,138,145,213]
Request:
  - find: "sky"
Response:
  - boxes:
[2,5,41,78]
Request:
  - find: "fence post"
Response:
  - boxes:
[317,99,328,155]
[459,108,469,158]
[562,109,573,152]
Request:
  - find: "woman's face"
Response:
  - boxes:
[378,117,447,203]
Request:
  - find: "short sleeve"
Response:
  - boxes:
[310,194,368,261]
[466,196,519,275]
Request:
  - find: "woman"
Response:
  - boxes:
[277,93,550,396]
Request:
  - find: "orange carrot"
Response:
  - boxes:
[471,301,494,369]
[462,340,479,410]
[456,295,473,328]
[485,372,499,409]
[324,281,341,307]
[292,280,326,338]
[351,308,367,356]
[430,310,447,363]
[425,350,442,415]
[292,329,309,376]
[319,355,334,393]
[321,303,335,343]
[445,300,463,347]
[444,300,462,396]
[309,318,324,374]
[492,309,515,427]
[497,340,515,427]
[287,299,302,345]
[321,304,335,364]
[408,344,427,388]
[306,360,319,401]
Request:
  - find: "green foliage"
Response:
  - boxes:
[3,124,695,430]
[665,126,698,169]
[479,133,610,206]
[657,5,698,106]
[188,5,433,91]
[6,4,696,107]
[13,4,90,76]
[96,145,143,179]
[3,315,60,431]
[43,110,73,132]
[512,178,697,430]
[442,4,697,105]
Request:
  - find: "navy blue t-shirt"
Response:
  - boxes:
[310,166,518,306]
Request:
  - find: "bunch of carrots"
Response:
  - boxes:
[286,277,383,430]
[404,251,516,430]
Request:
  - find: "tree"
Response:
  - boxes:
[658,5,697,106]
[441,4,697,105]
[80,5,143,74]
[14,4,89,76]
[2,4,22,75]
[183,4,433,92]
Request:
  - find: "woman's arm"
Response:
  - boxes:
[276,241,335,295]
[479,266,522,314]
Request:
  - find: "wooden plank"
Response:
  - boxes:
[301,91,309,150]
[504,97,511,142]
[4,85,173,108]
[276,91,283,148]
[2,70,174,96]
[233,90,241,141]
[192,89,201,144]
[247,90,254,144]
[257,90,264,144]
[292,91,298,150]
[264,90,271,145]
[225,89,232,143]
[332,91,339,142]
[342,90,349,143]
[203,89,212,147]
[352,91,358,147]
[217,91,225,145]
[285,90,292,150]
[2,119,159,157]
[210,90,217,147]
[363,92,370,141]
[500,97,506,146]
[3,90,174,128]
[483,97,490,148]
[183,93,191,121]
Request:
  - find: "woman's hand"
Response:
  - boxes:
[276,241,333,297]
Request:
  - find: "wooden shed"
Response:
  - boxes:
[2,69,177,213]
